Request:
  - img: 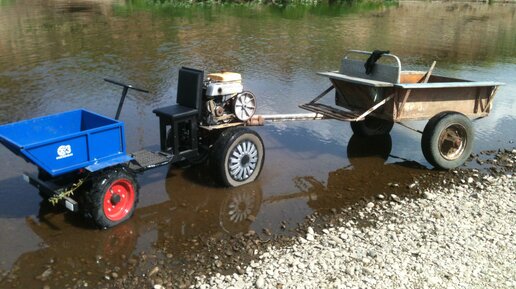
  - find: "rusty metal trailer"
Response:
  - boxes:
[297,50,503,169]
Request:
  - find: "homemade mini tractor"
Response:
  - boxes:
[0,50,504,229]
[0,67,265,228]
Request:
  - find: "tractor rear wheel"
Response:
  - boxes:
[212,127,265,187]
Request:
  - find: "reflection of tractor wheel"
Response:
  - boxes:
[219,185,263,234]
[212,127,265,187]
[347,134,392,169]
[85,167,139,229]
[350,116,394,136]
[421,111,473,169]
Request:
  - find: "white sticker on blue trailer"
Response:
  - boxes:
[56,145,73,160]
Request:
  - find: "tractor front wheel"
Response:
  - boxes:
[85,167,139,229]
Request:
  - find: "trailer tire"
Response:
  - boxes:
[212,127,265,187]
[86,167,139,229]
[350,116,394,136]
[421,111,474,169]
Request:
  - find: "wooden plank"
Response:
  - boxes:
[399,72,425,84]
[199,122,243,131]
[422,61,436,83]
[484,86,499,112]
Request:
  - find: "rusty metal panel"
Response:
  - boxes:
[395,86,492,120]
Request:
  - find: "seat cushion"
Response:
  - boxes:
[153,104,197,120]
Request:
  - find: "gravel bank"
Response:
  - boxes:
[192,151,516,289]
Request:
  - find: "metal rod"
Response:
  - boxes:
[260,113,325,122]
[356,94,394,121]
[397,122,423,134]
[309,86,334,104]
[115,86,129,120]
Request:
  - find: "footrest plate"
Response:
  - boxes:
[129,150,173,172]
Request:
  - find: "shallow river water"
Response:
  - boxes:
[0,0,515,287]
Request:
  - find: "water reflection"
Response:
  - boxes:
[0,0,515,287]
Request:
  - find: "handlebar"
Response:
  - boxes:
[104,78,150,120]
[104,78,150,93]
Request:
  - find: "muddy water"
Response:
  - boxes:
[0,0,515,287]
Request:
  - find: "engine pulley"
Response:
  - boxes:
[233,91,256,122]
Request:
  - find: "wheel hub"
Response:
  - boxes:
[110,194,121,205]
[241,155,250,166]
[229,140,258,181]
[103,179,135,221]
[438,124,467,161]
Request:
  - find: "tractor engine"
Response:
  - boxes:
[202,72,256,126]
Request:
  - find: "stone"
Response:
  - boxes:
[256,275,266,289]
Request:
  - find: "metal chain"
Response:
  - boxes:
[48,175,88,206]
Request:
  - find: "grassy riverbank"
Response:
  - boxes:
[123,0,392,8]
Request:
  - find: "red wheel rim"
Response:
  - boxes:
[103,179,135,221]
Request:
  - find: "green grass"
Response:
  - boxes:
[114,0,396,18]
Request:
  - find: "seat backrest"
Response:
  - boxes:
[340,50,401,83]
[176,67,204,112]
[340,59,400,83]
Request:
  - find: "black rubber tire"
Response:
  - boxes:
[84,166,139,229]
[421,111,474,170]
[350,116,394,137]
[211,127,265,187]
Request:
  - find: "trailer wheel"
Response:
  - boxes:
[212,127,265,187]
[86,167,139,228]
[421,111,474,169]
[350,116,394,136]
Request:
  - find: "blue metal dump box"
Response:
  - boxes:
[0,109,132,176]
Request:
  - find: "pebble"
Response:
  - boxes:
[423,191,436,200]
[256,275,265,288]
[186,153,516,289]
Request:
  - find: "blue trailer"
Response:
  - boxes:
[0,109,132,176]
[0,70,266,228]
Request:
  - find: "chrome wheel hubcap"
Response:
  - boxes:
[228,140,258,181]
